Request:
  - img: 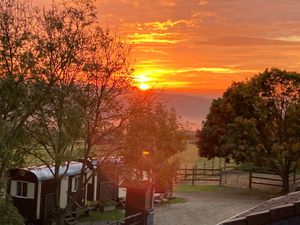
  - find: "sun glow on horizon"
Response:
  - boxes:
[139,83,151,90]
[134,74,152,90]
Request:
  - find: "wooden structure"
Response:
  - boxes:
[8,159,119,225]
[9,162,90,224]
[125,182,154,225]
[248,170,300,189]
[175,167,222,185]
[175,164,300,191]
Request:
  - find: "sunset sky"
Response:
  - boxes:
[92,0,300,97]
[40,0,300,98]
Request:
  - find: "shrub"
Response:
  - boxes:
[0,199,24,225]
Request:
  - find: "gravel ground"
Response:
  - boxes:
[154,189,272,225]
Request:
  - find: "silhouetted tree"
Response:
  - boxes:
[197,68,300,193]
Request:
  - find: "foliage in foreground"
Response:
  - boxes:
[0,199,24,225]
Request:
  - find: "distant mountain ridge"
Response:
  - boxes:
[155,92,214,130]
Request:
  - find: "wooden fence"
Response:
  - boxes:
[222,170,249,187]
[175,167,222,185]
[174,166,300,190]
[248,171,300,189]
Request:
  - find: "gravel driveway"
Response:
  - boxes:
[154,188,274,225]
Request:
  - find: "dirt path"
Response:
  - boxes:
[154,188,274,225]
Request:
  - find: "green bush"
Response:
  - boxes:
[99,200,117,206]
[0,199,24,225]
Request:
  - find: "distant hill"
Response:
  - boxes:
[155,92,214,130]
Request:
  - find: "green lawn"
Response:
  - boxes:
[174,184,226,193]
[163,197,187,204]
[174,184,280,200]
[78,209,124,223]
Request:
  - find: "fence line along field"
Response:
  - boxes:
[175,145,300,192]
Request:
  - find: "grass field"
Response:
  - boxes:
[174,184,280,199]
[78,209,124,223]
[176,143,199,167]
[163,197,187,204]
[175,143,237,170]
[174,184,226,193]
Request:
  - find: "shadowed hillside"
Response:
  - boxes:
[156,92,213,129]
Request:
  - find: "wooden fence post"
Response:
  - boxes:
[203,160,206,175]
[185,165,187,181]
[212,158,214,174]
[192,167,195,185]
[219,168,222,186]
[249,171,252,189]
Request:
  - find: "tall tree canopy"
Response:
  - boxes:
[0,0,40,191]
[122,97,187,187]
[0,0,133,224]
[197,68,300,193]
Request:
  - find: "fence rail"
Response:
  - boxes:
[175,168,222,185]
[175,165,300,191]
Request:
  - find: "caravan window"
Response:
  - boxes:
[72,176,79,192]
[16,182,28,197]
[11,181,35,199]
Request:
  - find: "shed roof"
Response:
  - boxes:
[23,161,86,181]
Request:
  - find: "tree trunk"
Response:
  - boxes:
[281,170,290,194]
[0,158,8,194]
[0,165,6,188]
[56,210,65,225]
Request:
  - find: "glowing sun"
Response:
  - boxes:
[135,74,151,91]
[139,83,151,90]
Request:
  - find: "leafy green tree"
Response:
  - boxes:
[197,68,300,193]
[123,98,187,187]
[0,0,132,224]
[23,1,96,224]
[0,0,41,191]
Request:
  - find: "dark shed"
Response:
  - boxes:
[9,162,86,224]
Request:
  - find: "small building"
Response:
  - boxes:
[9,162,91,225]
[8,159,120,224]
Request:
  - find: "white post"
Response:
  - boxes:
[36,182,41,219]
[93,175,97,201]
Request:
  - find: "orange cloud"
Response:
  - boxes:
[144,19,194,30]
[127,32,179,44]
[91,0,300,97]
